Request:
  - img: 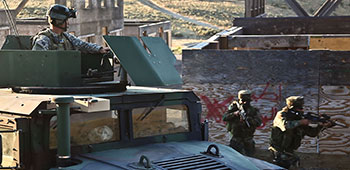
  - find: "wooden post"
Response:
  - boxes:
[102,26,108,46]
[142,30,148,37]
[245,0,252,17]
[219,36,228,49]
[102,26,108,36]
[245,0,265,17]
[159,27,164,39]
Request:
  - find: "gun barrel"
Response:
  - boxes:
[333,121,348,128]
[245,120,251,128]
[304,112,347,128]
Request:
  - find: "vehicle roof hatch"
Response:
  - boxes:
[103,36,182,87]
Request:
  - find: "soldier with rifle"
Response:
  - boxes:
[269,96,344,169]
[223,90,262,156]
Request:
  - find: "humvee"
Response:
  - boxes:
[0,35,281,170]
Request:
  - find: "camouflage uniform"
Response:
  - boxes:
[223,90,262,156]
[269,96,324,169]
[32,4,102,53]
[32,28,102,53]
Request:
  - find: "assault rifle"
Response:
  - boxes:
[236,103,251,128]
[303,112,347,128]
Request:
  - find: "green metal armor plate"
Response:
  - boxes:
[103,36,182,86]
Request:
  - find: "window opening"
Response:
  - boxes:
[132,105,189,138]
[49,110,120,148]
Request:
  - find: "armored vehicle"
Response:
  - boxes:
[0,35,281,170]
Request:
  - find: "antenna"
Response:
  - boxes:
[1,0,19,36]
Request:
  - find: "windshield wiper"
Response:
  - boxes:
[137,95,165,121]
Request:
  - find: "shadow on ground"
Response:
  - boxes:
[253,148,350,170]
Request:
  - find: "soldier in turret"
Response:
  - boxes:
[32,4,109,53]
[223,90,262,156]
[269,96,332,169]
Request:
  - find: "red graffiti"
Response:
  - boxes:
[252,82,282,128]
[258,107,278,129]
[251,82,282,102]
[200,95,234,123]
[201,82,282,128]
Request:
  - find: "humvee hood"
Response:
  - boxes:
[72,141,282,170]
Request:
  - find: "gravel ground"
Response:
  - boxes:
[254,148,350,170]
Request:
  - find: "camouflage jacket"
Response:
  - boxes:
[222,101,262,138]
[32,28,102,53]
[270,107,323,153]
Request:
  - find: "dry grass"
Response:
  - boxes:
[0,0,52,18]
[150,0,245,28]
[124,0,218,39]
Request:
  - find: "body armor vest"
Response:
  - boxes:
[35,28,74,50]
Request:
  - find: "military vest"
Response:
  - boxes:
[270,109,304,152]
[225,104,259,138]
[34,28,74,50]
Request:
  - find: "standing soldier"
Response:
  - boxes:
[269,96,332,169]
[223,90,262,156]
[32,4,109,53]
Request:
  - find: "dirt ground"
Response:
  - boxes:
[254,148,350,170]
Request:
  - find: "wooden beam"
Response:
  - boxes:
[228,35,309,49]
[14,0,29,16]
[227,34,350,50]
[203,41,219,49]
[245,0,265,17]
[233,17,350,35]
[314,0,341,17]
[245,0,252,17]
[284,0,309,17]
[219,36,228,49]
[190,27,243,49]
[310,37,350,51]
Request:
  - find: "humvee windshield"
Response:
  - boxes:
[132,105,189,138]
[49,104,189,148]
[0,131,19,167]
[50,111,120,148]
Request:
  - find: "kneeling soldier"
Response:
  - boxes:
[269,96,332,169]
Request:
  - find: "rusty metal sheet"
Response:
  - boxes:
[0,89,112,115]
[0,89,52,115]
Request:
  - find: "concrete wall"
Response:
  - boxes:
[0,27,10,46]
[16,19,48,35]
[0,10,16,46]
[58,0,124,45]
[182,49,350,155]
[0,10,14,26]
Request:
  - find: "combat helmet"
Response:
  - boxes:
[46,4,76,26]
[238,90,252,102]
[286,96,304,109]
